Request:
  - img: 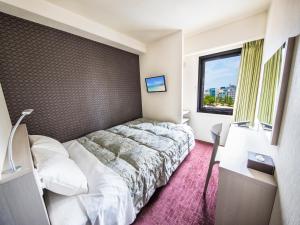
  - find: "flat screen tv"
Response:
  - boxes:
[145,75,167,93]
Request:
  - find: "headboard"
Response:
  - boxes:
[0,84,12,172]
[0,12,142,142]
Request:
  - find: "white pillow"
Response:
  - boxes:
[38,155,88,196]
[30,135,69,164]
[29,135,88,196]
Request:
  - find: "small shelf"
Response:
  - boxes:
[182,110,190,117]
[182,118,190,124]
[182,110,190,125]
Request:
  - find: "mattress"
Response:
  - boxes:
[46,118,195,225]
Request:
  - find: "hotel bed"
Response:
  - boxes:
[38,118,195,225]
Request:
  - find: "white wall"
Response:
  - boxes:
[269,36,300,225]
[0,0,146,54]
[140,31,183,123]
[263,0,300,63]
[185,12,268,56]
[262,1,300,225]
[183,13,267,144]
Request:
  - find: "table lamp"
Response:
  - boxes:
[7,109,33,173]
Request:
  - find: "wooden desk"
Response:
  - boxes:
[215,125,277,225]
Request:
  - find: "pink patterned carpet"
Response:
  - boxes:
[133,140,219,225]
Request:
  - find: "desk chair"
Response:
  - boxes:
[203,123,222,196]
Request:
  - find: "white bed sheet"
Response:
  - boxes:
[46,140,136,225]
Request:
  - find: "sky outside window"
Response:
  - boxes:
[202,54,241,110]
[204,56,241,90]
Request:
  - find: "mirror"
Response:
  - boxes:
[257,45,283,128]
[258,36,296,145]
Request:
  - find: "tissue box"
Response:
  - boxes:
[247,151,275,175]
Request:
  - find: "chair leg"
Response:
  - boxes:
[203,165,213,196]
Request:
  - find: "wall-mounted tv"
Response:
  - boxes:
[145,75,167,93]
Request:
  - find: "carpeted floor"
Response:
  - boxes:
[133,140,219,225]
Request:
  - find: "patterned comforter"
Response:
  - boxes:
[77,118,195,212]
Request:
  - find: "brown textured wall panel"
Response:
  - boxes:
[0,12,142,142]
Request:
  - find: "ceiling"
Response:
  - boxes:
[47,0,271,44]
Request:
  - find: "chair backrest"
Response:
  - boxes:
[211,123,222,140]
[203,123,223,195]
[210,123,222,163]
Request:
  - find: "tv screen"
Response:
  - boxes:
[145,75,167,93]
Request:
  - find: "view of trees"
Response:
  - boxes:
[203,95,234,107]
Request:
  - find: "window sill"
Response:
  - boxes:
[197,107,233,115]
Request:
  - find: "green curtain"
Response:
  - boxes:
[257,47,283,125]
[233,39,264,125]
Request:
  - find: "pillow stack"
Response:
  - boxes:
[29,135,88,196]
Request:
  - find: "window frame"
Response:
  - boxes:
[197,48,242,115]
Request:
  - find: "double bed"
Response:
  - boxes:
[45,118,195,225]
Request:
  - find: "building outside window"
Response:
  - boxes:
[197,48,241,115]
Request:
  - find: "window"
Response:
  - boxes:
[197,48,241,115]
